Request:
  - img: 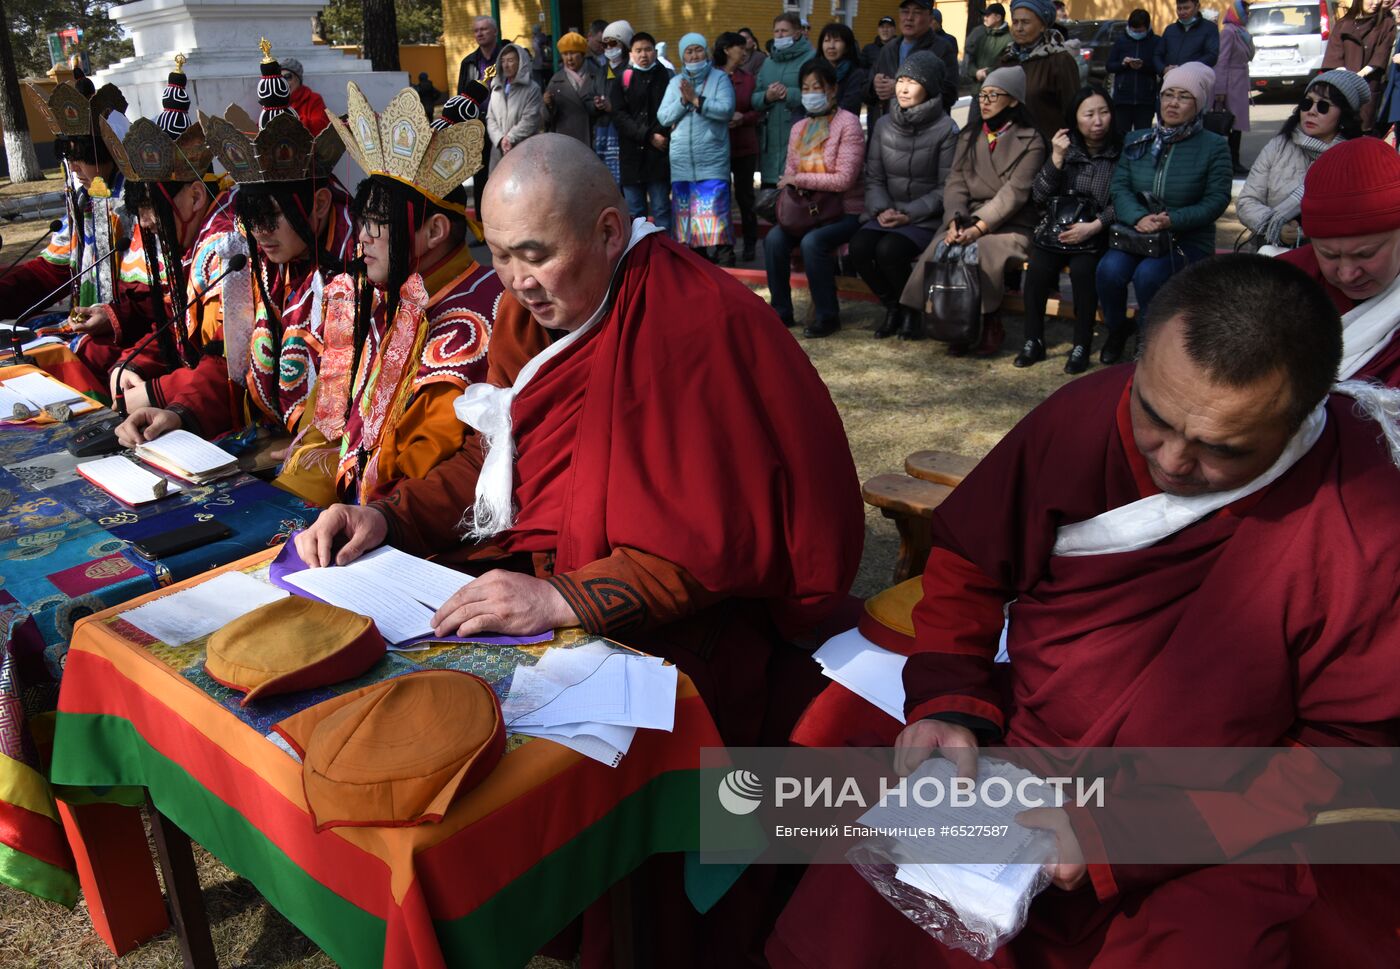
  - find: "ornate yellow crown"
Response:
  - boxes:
[200,106,345,185]
[21,81,127,139]
[99,115,213,183]
[330,81,485,214]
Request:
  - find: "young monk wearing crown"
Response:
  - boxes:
[269,80,506,507]
[68,56,222,384]
[114,41,355,443]
[7,79,134,342]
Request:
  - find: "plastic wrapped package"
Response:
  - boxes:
[849,833,1056,960]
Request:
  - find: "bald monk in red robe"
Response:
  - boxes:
[769,255,1400,969]
[293,132,865,748]
[1276,137,1400,385]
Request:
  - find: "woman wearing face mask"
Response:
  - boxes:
[995,0,1081,143]
[612,32,674,234]
[658,32,738,263]
[763,59,865,337]
[1096,62,1231,364]
[1238,71,1365,250]
[753,12,816,187]
[817,23,868,115]
[900,66,1045,355]
[543,32,607,147]
[1018,86,1121,373]
[486,43,543,171]
[847,51,958,340]
[1322,0,1395,132]
[717,31,762,262]
[1107,9,1160,136]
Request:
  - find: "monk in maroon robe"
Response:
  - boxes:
[1275,137,1400,386]
[769,256,1400,969]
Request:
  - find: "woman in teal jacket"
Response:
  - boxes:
[753,12,816,186]
[659,31,737,262]
[1096,62,1231,364]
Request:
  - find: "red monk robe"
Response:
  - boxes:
[1277,245,1400,385]
[369,232,865,746]
[771,365,1400,969]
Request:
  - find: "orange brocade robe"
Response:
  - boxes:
[276,245,502,507]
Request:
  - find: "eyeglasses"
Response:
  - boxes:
[1299,95,1334,115]
[977,91,1008,104]
[1160,91,1196,104]
[359,218,389,240]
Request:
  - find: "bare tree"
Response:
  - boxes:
[0,0,43,183]
[361,0,401,71]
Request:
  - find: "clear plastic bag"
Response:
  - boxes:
[848,828,1056,960]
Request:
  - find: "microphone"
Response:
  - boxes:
[110,252,249,416]
[5,238,131,364]
[0,220,65,289]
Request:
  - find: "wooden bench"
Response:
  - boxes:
[862,450,977,584]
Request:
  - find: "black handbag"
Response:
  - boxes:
[1202,96,1235,136]
[1033,194,1101,254]
[920,242,982,345]
[1109,192,1174,259]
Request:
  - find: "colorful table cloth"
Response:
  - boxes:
[0,373,316,905]
[51,551,722,968]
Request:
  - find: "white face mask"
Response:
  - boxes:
[605,47,624,65]
[774,35,796,49]
[801,91,831,113]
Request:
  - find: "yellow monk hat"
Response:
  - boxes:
[205,596,386,706]
[273,670,506,831]
[856,577,924,652]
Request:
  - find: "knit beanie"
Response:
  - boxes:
[1307,68,1371,111]
[679,32,708,58]
[1161,62,1215,113]
[557,32,588,54]
[982,65,1028,103]
[1301,137,1400,239]
[603,20,636,48]
[1010,0,1057,26]
[895,51,947,101]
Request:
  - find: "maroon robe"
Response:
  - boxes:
[1278,245,1400,385]
[772,365,1400,969]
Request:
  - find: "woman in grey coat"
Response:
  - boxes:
[486,43,543,172]
[542,32,608,147]
[847,52,959,340]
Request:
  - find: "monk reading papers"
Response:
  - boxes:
[769,255,1400,968]
[294,133,864,749]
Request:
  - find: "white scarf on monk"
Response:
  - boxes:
[452,218,662,540]
[1052,376,1400,558]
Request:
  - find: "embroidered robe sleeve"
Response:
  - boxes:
[548,548,723,636]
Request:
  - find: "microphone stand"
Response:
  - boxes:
[0,220,65,289]
[5,240,131,367]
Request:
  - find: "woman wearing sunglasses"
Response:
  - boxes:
[1237,70,1366,253]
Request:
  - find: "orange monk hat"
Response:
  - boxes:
[205,596,386,706]
[856,577,924,653]
[273,670,505,831]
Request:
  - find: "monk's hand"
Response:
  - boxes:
[115,407,180,447]
[109,365,147,404]
[295,503,387,568]
[1015,806,1088,891]
[892,719,979,779]
[70,305,114,336]
[431,569,578,638]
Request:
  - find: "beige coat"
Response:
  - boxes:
[901,121,1046,313]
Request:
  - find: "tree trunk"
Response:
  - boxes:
[0,0,43,183]
[361,0,401,72]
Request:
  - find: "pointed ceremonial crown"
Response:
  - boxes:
[199,39,344,184]
[22,80,127,139]
[98,53,213,183]
[330,80,485,214]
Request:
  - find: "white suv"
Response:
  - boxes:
[1248,0,1338,95]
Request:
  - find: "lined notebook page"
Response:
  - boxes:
[77,455,179,506]
[135,429,237,475]
[0,372,98,413]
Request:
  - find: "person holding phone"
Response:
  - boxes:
[1107,9,1161,136]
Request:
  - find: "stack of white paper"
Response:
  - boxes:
[133,429,238,483]
[283,545,471,647]
[0,371,98,419]
[122,572,289,645]
[503,641,678,767]
[813,627,908,723]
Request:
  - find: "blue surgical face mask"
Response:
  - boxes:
[801,91,831,113]
[633,58,656,71]
[605,47,624,65]
[774,35,796,50]
[1127,27,1148,40]
[684,60,708,76]
[1179,13,1199,23]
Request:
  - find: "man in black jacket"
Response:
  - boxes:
[457,15,502,216]
[868,0,959,120]
[862,15,897,67]
[608,32,672,232]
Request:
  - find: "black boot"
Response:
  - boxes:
[1229,130,1248,176]
[1064,343,1091,374]
[804,316,841,338]
[715,244,736,268]
[1013,338,1046,368]
[874,305,902,339]
[742,239,756,262]
[898,311,924,341]
[1099,328,1129,365]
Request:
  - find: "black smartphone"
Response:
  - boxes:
[131,521,232,560]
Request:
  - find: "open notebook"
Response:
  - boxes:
[133,429,238,484]
[0,371,99,420]
[77,455,183,506]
